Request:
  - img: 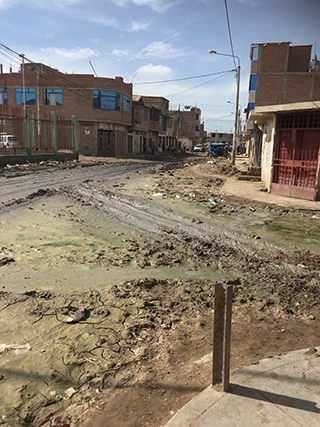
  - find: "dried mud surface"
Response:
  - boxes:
[0,155,319,427]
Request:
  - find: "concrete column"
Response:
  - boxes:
[50,111,57,155]
[72,115,78,155]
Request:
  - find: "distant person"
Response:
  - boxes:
[143,143,147,154]
[151,142,156,154]
[158,141,163,153]
[183,142,187,152]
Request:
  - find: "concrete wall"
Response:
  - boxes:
[0,151,78,167]
[261,116,276,192]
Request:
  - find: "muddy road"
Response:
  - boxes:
[0,158,162,206]
[0,156,319,427]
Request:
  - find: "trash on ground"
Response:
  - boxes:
[0,343,31,355]
[66,308,86,323]
[152,193,163,197]
[297,263,308,269]
[64,387,77,399]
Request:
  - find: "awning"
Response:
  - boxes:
[249,101,320,125]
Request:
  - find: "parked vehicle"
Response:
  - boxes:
[209,143,228,157]
[0,133,17,148]
[193,144,204,152]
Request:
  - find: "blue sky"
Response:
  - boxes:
[0,0,319,133]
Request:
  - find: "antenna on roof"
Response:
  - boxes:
[89,61,98,77]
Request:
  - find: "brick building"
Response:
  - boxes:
[245,42,320,134]
[206,132,233,145]
[131,96,177,153]
[170,107,203,148]
[244,42,320,201]
[0,63,132,156]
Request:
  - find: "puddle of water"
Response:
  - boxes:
[0,195,234,294]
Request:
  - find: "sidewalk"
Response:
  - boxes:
[221,157,320,211]
[165,346,320,427]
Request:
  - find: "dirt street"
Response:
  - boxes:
[0,154,319,427]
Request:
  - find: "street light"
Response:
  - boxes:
[209,50,240,165]
[227,100,242,149]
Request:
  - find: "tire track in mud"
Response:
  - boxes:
[58,183,320,285]
[63,183,211,239]
[0,161,157,206]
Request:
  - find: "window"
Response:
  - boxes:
[249,74,257,91]
[247,103,255,119]
[93,90,120,111]
[123,94,130,114]
[150,108,159,121]
[195,125,200,131]
[16,88,35,105]
[143,108,148,121]
[211,133,216,137]
[0,88,7,105]
[277,113,320,129]
[44,88,62,106]
[219,133,223,138]
[195,113,200,121]
[251,46,259,61]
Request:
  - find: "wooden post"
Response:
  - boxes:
[212,283,225,385]
[212,283,233,391]
[223,284,233,391]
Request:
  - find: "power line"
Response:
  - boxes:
[133,70,234,85]
[166,71,233,99]
[224,0,236,69]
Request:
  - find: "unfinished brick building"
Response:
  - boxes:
[245,42,320,133]
[245,42,320,201]
[170,107,203,149]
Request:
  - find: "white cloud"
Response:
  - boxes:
[132,63,177,96]
[134,63,173,81]
[112,48,131,61]
[111,0,176,13]
[0,0,18,8]
[31,0,84,5]
[112,41,188,62]
[236,0,266,6]
[139,41,186,59]
[40,47,99,61]
[25,47,101,74]
[127,21,150,32]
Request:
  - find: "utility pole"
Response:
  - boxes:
[20,54,26,116]
[232,63,240,165]
[37,69,41,148]
[209,50,240,165]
